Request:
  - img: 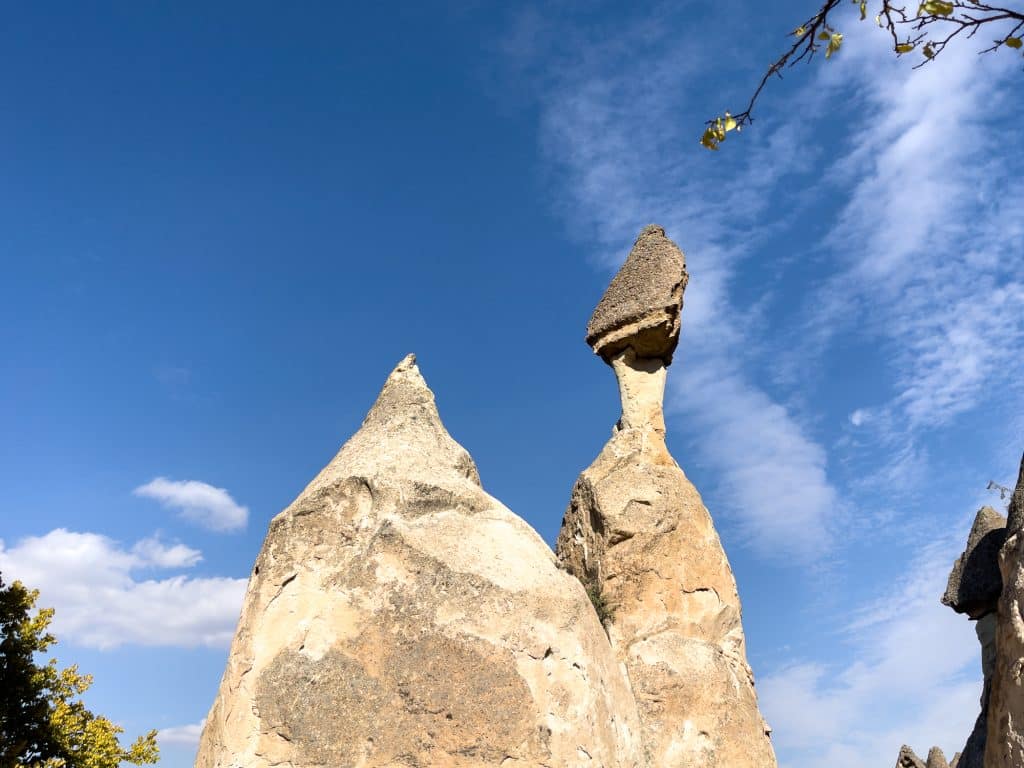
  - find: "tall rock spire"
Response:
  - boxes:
[984,452,1024,768]
[556,225,777,767]
[195,355,644,768]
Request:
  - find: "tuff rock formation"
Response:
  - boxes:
[943,507,1008,620]
[898,494,1018,768]
[195,354,644,768]
[556,225,776,767]
[941,506,1007,768]
[985,452,1024,768]
[896,746,927,768]
[928,746,953,768]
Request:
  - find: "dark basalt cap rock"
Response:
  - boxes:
[585,224,688,365]
[942,506,1007,619]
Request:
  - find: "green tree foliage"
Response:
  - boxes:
[0,573,159,768]
[586,584,616,626]
[701,0,1024,149]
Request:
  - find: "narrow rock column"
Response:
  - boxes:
[556,226,776,768]
[940,505,1008,768]
[985,453,1024,768]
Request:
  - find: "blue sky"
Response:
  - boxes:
[1,3,1022,767]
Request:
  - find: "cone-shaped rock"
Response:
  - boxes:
[928,747,952,768]
[984,452,1024,768]
[196,355,643,768]
[557,227,776,767]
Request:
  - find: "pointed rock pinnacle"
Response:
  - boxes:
[195,355,644,768]
[586,224,688,365]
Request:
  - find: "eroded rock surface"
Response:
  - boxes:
[557,225,776,768]
[985,453,1024,768]
[586,224,688,365]
[928,746,952,768]
[897,746,927,768]
[195,355,643,768]
[934,506,1007,768]
[943,507,1007,619]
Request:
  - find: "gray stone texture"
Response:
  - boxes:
[585,224,688,365]
[897,746,927,768]
[984,452,1024,768]
[928,746,952,768]
[942,506,1007,619]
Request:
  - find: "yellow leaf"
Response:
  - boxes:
[859,0,867,20]
[896,42,915,53]
[818,30,832,40]
[921,0,954,15]
[724,112,737,131]
[876,13,883,26]
[700,127,720,150]
[923,43,935,58]
[793,25,806,36]
[1005,36,1023,49]
[826,32,844,58]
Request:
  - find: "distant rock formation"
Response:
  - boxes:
[944,506,1007,768]
[985,452,1024,768]
[556,225,777,767]
[943,507,1007,619]
[896,745,955,768]
[194,355,644,768]
[896,746,927,768]
[900,455,1024,768]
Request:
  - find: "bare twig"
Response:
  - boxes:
[703,0,1024,148]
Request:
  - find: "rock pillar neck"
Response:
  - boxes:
[610,348,667,435]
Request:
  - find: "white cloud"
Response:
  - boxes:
[132,535,202,568]
[760,539,981,767]
[158,721,205,747]
[134,477,248,532]
[670,363,837,559]
[805,15,1024,433]
[0,529,246,649]
[849,409,868,427]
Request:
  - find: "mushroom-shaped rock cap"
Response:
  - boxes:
[942,506,1007,619]
[586,224,688,365]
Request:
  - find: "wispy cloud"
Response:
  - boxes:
[0,529,246,649]
[671,363,837,558]
[134,477,248,532]
[759,537,980,767]
[801,16,1024,434]
[158,721,205,748]
[132,535,203,569]
[512,3,840,561]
